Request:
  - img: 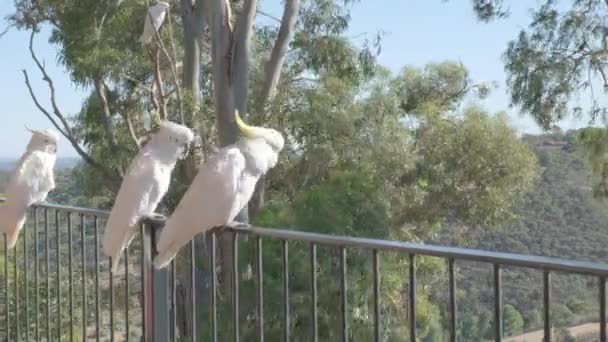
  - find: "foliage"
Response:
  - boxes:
[441,130,608,336]
[503,304,524,336]
[503,0,608,130]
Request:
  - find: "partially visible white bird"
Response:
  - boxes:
[103,121,194,272]
[153,110,285,268]
[0,127,58,249]
[139,1,171,45]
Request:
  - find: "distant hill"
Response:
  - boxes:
[436,130,608,337]
[0,157,80,172]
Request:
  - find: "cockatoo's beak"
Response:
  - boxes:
[50,143,58,153]
[235,110,256,139]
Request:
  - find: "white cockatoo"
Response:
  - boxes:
[139,1,170,45]
[0,127,58,249]
[153,111,285,268]
[103,120,194,272]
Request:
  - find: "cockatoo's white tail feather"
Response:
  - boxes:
[153,246,178,269]
[107,228,138,273]
[4,208,27,249]
[104,223,129,272]
[153,220,187,269]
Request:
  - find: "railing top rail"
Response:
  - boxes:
[17,200,608,277]
[231,225,608,277]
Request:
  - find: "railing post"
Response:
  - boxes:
[141,222,171,342]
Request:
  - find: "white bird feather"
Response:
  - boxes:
[139,1,170,45]
[153,111,285,268]
[102,121,194,272]
[0,128,58,249]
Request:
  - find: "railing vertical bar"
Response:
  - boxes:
[55,210,61,341]
[94,217,100,342]
[409,254,416,342]
[141,223,156,342]
[171,261,176,342]
[310,243,317,342]
[140,224,146,340]
[81,214,87,342]
[256,237,264,342]
[4,233,9,342]
[68,212,74,342]
[190,240,196,341]
[109,257,114,342]
[373,249,380,342]
[282,240,290,342]
[24,216,29,342]
[233,233,240,342]
[543,271,550,342]
[448,258,457,342]
[124,245,129,341]
[601,276,606,342]
[340,247,348,342]
[210,232,217,342]
[35,208,39,342]
[150,223,169,342]
[45,209,50,342]
[14,230,19,341]
[494,264,502,342]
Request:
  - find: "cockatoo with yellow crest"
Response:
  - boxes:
[153,111,285,268]
[0,127,58,249]
[103,121,194,272]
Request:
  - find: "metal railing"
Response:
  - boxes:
[0,201,607,341]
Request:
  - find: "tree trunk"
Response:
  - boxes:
[248,0,301,222]
[173,0,208,339]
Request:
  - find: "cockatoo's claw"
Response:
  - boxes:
[145,213,166,220]
[228,221,250,229]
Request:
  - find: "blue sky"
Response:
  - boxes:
[0,0,587,158]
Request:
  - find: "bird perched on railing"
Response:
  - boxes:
[153,110,285,269]
[103,121,194,273]
[0,126,58,249]
[139,1,170,45]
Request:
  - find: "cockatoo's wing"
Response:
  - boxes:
[1,151,55,248]
[153,147,248,268]
[103,153,169,272]
[139,14,152,44]
[139,4,168,44]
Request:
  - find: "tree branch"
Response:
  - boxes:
[248,0,300,221]
[232,0,258,113]
[93,78,119,149]
[210,0,238,147]
[0,23,14,40]
[257,0,300,110]
[165,6,184,123]
[22,70,68,138]
[24,30,121,187]
[22,70,120,184]
[152,47,168,120]
[256,9,281,23]
[123,111,141,147]
[28,30,74,136]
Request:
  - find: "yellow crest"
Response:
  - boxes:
[235,110,255,138]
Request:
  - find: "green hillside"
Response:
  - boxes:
[438,130,608,338]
